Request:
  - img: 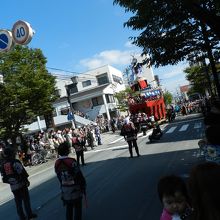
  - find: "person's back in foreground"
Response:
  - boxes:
[0,147,37,220]
[188,162,220,220]
[55,141,86,220]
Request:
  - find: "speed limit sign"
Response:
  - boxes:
[12,20,34,45]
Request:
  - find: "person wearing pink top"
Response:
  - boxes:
[157,175,192,220]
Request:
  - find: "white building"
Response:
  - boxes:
[26,65,125,132]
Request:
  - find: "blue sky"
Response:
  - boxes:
[0,0,189,93]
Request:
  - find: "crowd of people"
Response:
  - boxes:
[0,123,104,167]
[73,109,89,119]
[0,141,87,220]
[1,96,220,220]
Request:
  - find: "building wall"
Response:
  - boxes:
[54,65,125,96]
[55,78,72,97]
[53,65,125,120]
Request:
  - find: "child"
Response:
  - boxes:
[157,175,192,220]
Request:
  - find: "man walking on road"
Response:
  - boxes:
[55,142,87,220]
[0,147,37,220]
[121,117,140,158]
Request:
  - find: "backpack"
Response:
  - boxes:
[55,158,78,185]
[55,158,86,201]
[1,159,21,184]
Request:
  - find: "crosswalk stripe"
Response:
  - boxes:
[110,121,202,140]
[194,122,202,129]
[179,124,189,131]
[166,126,177,133]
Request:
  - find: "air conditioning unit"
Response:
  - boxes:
[71,76,79,84]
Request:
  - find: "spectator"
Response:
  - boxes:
[94,125,102,145]
[55,142,86,220]
[0,148,37,220]
[204,99,220,126]
[157,175,192,220]
[188,162,220,220]
[87,127,96,150]
[72,135,86,166]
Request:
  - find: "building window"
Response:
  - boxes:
[68,84,78,94]
[60,107,69,115]
[112,74,123,84]
[105,94,115,103]
[82,80,91,87]
[54,89,61,97]
[96,73,109,85]
[92,96,104,106]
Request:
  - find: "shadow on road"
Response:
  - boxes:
[0,145,205,220]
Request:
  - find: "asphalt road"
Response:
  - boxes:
[0,113,205,220]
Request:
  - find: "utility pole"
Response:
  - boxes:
[65,85,76,129]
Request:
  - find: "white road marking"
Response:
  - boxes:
[179,124,189,131]
[194,122,202,129]
[109,136,124,144]
[86,145,128,153]
[166,126,177,133]
[109,132,144,144]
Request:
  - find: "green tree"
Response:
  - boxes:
[184,65,210,95]
[0,45,57,146]
[113,0,219,66]
[184,61,220,96]
[114,87,139,113]
[182,0,220,38]
[113,0,220,96]
[163,90,173,106]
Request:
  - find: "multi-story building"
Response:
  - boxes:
[26,65,125,132]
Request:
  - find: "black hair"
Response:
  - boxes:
[57,142,70,156]
[2,147,14,158]
[188,162,220,220]
[205,125,220,145]
[157,175,189,203]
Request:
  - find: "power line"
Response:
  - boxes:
[47,67,99,83]
[47,66,103,79]
[47,67,80,75]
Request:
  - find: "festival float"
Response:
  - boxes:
[127,57,166,122]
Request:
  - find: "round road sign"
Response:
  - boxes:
[0,30,13,52]
[12,20,34,45]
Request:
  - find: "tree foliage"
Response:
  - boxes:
[0,45,57,143]
[163,90,173,105]
[113,0,220,68]
[182,0,220,38]
[184,62,220,95]
[114,87,139,112]
[184,65,209,95]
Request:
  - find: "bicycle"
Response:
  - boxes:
[31,149,47,166]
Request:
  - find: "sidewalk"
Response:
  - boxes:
[0,131,120,184]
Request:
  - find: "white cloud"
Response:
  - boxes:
[124,40,134,48]
[160,74,189,94]
[77,47,190,94]
[162,64,188,79]
[79,49,134,70]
